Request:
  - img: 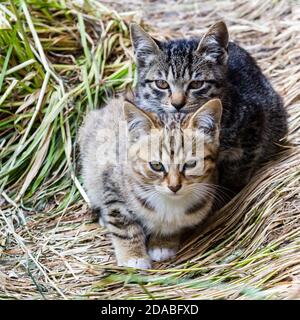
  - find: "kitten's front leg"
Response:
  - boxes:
[148,233,180,262]
[106,210,151,269]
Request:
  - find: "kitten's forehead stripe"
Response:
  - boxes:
[164,39,198,81]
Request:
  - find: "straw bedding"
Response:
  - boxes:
[0,0,299,299]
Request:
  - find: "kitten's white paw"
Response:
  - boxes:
[120,258,152,269]
[148,248,177,262]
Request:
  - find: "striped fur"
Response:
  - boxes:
[79,98,222,268]
[130,21,288,196]
[130,21,228,114]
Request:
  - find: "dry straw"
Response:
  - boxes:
[0,0,299,299]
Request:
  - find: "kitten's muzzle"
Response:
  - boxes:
[168,184,182,193]
[171,91,186,110]
[171,101,185,110]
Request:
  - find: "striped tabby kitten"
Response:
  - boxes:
[130,21,287,195]
[79,98,222,268]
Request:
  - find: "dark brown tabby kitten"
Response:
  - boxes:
[130,21,288,196]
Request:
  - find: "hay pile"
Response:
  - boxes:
[0,0,299,299]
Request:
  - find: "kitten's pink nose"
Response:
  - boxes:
[168,184,182,193]
[171,92,186,110]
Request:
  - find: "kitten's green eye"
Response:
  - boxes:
[155,80,169,90]
[149,161,165,172]
[183,160,197,170]
[189,80,204,90]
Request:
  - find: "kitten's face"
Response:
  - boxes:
[135,148,216,199]
[130,22,228,113]
[124,99,222,199]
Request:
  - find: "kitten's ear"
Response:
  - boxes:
[197,21,229,64]
[123,100,157,133]
[130,23,161,64]
[188,99,222,135]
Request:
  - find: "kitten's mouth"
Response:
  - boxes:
[155,187,186,198]
[169,105,199,114]
[162,192,185,199]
